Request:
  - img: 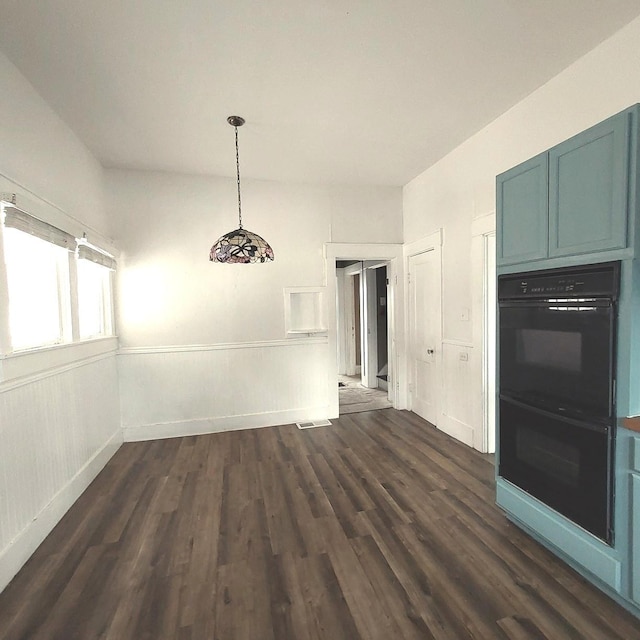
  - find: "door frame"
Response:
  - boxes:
[471,213,496,453]
[404,229,443,424]
[339,263,362,376]
[325,243,404,418]
[362,260,390,389]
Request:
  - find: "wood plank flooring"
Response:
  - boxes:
[1,409,639,639]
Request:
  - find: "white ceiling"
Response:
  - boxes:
[2,1,640,187]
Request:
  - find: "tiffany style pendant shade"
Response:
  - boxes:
[209,116,274,264]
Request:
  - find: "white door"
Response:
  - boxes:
[409,249,441,425]
[362,266,378,388]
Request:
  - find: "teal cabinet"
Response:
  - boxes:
[497,153,548,265]
[496,106,636,268]
[632,436,640,605]
[549,112,630,258]
[633,473,640,604]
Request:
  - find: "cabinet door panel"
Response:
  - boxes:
[549,113,629,257]
[497,153,548,265]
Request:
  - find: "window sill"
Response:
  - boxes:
[0,336,118,385]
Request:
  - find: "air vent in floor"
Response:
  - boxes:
[296,419,332,430]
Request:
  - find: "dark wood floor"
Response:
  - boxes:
[1,409,639,640]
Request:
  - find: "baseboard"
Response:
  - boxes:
[123,407,331,442]
[0,429,123,594]
[438,413,475,448]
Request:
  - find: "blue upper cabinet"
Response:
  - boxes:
[549,111,630,258]
[497,153,549,265]
[497,106,638,269]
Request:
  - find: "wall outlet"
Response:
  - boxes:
[459,352,469,362]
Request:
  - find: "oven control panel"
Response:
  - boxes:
[498,262,620,300]
[516,277,584,295]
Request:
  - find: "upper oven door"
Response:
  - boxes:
[499,297,615,420]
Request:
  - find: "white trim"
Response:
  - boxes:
[0,214,12,355]
[442,339,474,348]
[118,337,327,356]
[343,262,364,277]
[438,413,475,448]
[471,212,496,237]
[0,428,122,593]
[471,220,497,453]
[1,338,118,390]
[335,268,347,374]
[283,286,327,337]
[403,228,444,257]
[483,232,497,454]
[123,407,331,442]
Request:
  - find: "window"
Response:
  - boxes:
[3,226,71,350]
[77,256,114,339]
[1,196,116,353]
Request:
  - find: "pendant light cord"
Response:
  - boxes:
[235,125,243,230]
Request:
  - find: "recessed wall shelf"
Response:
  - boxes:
[284,287,327,337]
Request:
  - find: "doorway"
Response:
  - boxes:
[325,243,403,419]
[336,260,393,414]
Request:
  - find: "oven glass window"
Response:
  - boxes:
[516,427,580,488]
[517,329,582,373]
[500,303,614,417]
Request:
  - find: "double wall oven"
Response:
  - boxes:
[498,262,619,544]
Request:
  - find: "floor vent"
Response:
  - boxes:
[296,419,332,430]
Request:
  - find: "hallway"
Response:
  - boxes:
[338,374,392,415]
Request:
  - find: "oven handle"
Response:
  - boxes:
[498,298,612,307]
[500,394,612,435]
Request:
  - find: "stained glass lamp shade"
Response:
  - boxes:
[210,116,274,264]
[209,228,274,264]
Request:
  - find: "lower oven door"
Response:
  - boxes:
[499,396,613,544]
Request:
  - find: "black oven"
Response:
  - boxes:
[498,262,619,544]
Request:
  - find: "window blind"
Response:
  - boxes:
[3,206,75,250]
[77,244,117,270]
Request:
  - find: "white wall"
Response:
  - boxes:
[0,53,109,240]
[403,15,640,450]
[105,169,402,439]
[0,52,121,592]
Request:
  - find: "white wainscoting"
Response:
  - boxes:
[118,338,330,442]
[0,350,122,593]
[439,340,475,447]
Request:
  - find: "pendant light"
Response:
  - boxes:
[209,116,275,263]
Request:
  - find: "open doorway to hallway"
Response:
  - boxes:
[336,260,392,414]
